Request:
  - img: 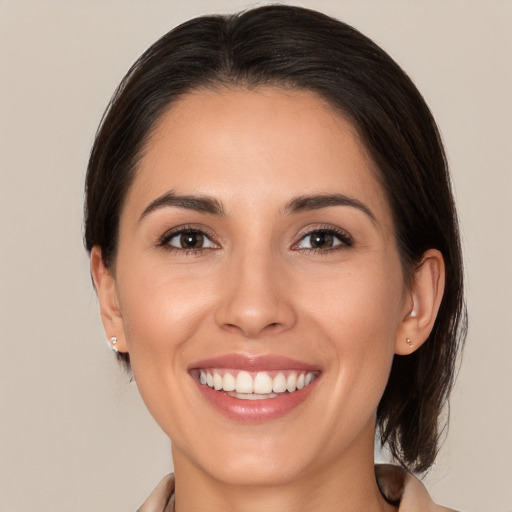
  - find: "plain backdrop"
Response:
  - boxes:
[0,1,511,511]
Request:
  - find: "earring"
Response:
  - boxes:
[109,336,119,352]
[406,338,413,348]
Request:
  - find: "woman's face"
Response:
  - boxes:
[103,87,413,486]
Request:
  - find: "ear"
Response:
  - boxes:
[395,249,445,355]
[90,246,128,353]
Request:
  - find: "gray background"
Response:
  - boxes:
[1,1,511,511]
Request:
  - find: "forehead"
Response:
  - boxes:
[123,86,392,228]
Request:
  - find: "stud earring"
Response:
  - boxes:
[406,338,413,348]
[109,336,119,352]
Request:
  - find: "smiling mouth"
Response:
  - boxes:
[193,369,319,400]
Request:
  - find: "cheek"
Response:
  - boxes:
[116,259,218,361]
[304,255,405,343]
[302,256,405,406]
[114,261,218,430]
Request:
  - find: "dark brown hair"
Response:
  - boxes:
[84,5,466,474]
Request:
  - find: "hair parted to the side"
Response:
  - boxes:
[84,5,466,474]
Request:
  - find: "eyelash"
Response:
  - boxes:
[157,225,219,255]
[157,225,353,255]
[292,226,353,253]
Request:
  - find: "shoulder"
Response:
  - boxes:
[137,474,174,512]
[376,464,459,512]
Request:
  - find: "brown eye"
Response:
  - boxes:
[166,230,217,250]
[310,232,334,249]
[295,229,352,251]
[180,232,205,249]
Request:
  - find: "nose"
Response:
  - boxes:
[214,250,297,339]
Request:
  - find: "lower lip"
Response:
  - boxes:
[193,377,319,423]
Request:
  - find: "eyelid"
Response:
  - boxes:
[292,224,353,251]
[157,224,221,250]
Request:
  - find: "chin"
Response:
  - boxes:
[202,451,311,488]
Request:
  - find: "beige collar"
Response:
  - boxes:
[138,464,457,512]
[375,464,456,511]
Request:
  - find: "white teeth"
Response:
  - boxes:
[198,369,318,395]
[272,373,287,393]
[235,371,254,393]
[286,373,297,393]
[254,372,273,394]
[213,372,223,390]
[223,372,236,391]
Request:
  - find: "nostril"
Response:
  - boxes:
[261,322,284,333]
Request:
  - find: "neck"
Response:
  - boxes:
[171,439,396,512]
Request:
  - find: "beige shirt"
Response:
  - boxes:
[137,464,457,512]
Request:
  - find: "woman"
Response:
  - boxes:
[84,5,465,511]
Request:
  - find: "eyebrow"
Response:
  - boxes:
[139,191,226,221]
[284,194,376,222]
[139,191,375,223]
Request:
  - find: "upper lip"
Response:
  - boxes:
[188,353,321,372]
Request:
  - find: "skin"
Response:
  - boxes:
[92,87,445,512]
